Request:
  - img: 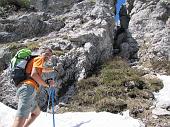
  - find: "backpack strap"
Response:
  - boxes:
[24,56,39,87]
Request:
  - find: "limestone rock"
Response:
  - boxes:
[0,12,65,43]
[30,0,82,14]
[127,0,170,72]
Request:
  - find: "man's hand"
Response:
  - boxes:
[53,63,62,71]
[49,79,55,87]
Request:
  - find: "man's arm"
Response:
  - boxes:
[42,67,55,73]
[31,67,49,87]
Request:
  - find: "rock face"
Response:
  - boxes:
[0,70,18,109]
[0,0,116,110]
[30,0,82,14]
[0,12,65,43]
[0,47,11,71]
[127,0,170,72]
[30,0,116,14]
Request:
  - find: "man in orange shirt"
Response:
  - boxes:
[12,47,55,127]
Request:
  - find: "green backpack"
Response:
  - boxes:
[10,48,37,86]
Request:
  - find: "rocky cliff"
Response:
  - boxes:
[127,0,170,73]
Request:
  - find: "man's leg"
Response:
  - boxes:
[23,106,41,127]
[12,117,26,127]
[12,85,36,127]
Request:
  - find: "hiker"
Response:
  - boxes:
[12,47,55,127]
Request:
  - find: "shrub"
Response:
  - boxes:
[19,0,30,8]
[76,77,100,91]
[95,97,127,113]
[0,0,30,9]
[73,90,97,106]
[0,0,8,7]
[151,59,170,75]
[25,42,39,51]
[144,77,164,92]
[7,42,26,57]
[52,50,65,56]
[100,57,141,86]
[160,0,170,3]
[87,0,96,4]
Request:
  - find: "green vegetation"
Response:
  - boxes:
[95,97,127,113]
[0,7,5,17]
[145,77,164,92]
[87,0,96,4]
[25,42,40,51]
[53,50,65,56]
[160,0,170,3]
[64,57,163,114]
[19,0,30,8]
[6,41,40,58]
[7,42,26,57]
[0,0,30,9]
[100,58,141,85]
[0,0,8,7]
[111,7,116,14]
[56,15,67,22]
[151,59,170,75]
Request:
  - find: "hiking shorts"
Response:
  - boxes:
[16,84,37,118]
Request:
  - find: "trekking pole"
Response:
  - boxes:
[46,88,51,116]
[51,87,56,127]
[46,78,56,127]
[46,78,53,116]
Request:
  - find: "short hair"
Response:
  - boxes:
[39,47,52,54]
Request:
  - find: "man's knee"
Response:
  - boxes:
[31,110,40,117]
[31,113,39,118]
[32,106,41,117]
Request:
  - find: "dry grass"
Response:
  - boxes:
[65,57,163,114]
[151,59,170,75]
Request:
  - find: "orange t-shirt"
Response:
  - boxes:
[23,56,45,91]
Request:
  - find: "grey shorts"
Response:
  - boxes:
[16,84,37,118]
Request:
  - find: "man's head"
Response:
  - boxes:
[40,47,53,60]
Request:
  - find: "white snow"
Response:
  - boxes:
[0,102,144,127]
[152,75,170,115]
